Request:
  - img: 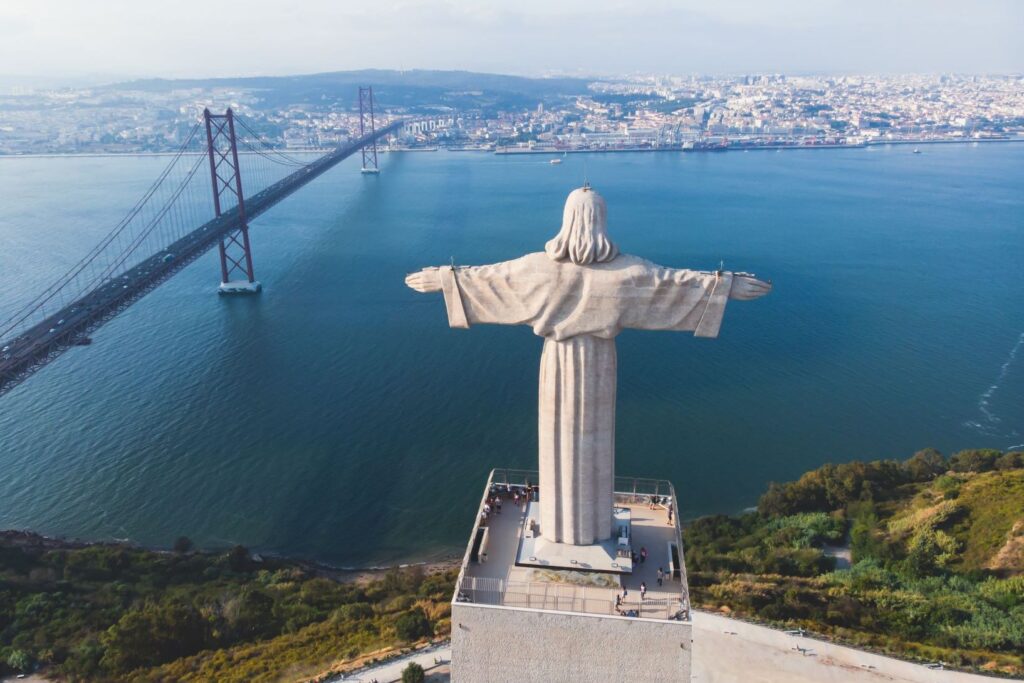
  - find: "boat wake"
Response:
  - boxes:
[964,331,1024,449]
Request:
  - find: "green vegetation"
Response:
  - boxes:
[5,446,1021,679]
[402,661,426,683]
[0,534,455,681]
[685,448,1024,677]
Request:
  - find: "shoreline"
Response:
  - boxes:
[1,136,1020,160]
[0,529,461,583]
[493,137,1023,155]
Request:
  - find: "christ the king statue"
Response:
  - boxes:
[406,186,771,546]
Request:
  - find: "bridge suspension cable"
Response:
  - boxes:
[235,116,311,167]
[0,116,316,341]
[0,123,205,341]
[0,97,402,398]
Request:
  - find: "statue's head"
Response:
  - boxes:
[545,186,619,265]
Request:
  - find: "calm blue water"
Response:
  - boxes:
[1,145,1022,566]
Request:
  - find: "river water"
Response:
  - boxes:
[0,144,1021,565]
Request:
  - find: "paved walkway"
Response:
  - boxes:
[327,643,450,682]
[351,613,1014,682]
[692,611,1007,683]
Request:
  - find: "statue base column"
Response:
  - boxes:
[517,500,633,574]
[538,335,616,545]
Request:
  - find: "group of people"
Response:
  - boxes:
[612,554,671,617]
[648,494,674,524]
[481,482,535,525]
[626,545,648,565]
[614,582,649,616]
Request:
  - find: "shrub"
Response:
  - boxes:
[227,588,278,640]
[903,529,959,577]
[758,460,910,516]
[227,545,250,572]
[996,452,1024,471]
[887,500,963,536]
[394,608,432,641]
[950,449,1002,473]
[904,448,947,481]
[6,648,32,673]
[333,602,374,622]
[935,475,961,500]
[418,573,454,598]
[100,602,211,674]
[385,595,417,612]
[402,661,426,683]
[764,512,846,547]
[172,536,194,554]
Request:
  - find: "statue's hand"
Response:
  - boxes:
[405,267,443,293]
[729,273,772,301]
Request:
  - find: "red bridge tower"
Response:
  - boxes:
[359,86,380,174]
[204,108,261,294]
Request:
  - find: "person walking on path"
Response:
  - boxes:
[656,567,664,586]
[668,502,674,523]
[640,582,647,600]
[640,546,648,563]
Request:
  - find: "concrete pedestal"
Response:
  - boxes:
[218,280,262,294]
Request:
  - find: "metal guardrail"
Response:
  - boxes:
[457,575,685,621]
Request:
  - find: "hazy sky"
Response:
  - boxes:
[1,0,1021,82]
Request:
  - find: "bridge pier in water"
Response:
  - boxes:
[204,108,262,295]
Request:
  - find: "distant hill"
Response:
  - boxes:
[110,69,594,113]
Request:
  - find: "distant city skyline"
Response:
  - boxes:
[1,0,1022,85]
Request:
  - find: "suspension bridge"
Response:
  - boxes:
[0,87,397,397]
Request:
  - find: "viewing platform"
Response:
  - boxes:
[454,468,690,622]
[451,469,693,680]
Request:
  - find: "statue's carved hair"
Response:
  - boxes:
[545,187,618,266]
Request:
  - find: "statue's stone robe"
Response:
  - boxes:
[439,252,734,545]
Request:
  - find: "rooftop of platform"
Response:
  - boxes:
[454,469,690,622]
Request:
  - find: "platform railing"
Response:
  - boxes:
[486,468,690,618]
[456,575,686,621]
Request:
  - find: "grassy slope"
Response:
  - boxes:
[685,458,1024,678]
[953,470,1024,572]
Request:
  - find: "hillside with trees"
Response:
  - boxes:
[3,447,1022,680]
[0,536,454,682]
[685,448,1024,677]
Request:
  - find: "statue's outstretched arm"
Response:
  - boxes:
[405,259,536,329]
[728,272,772,301]
[405,267,442,293]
